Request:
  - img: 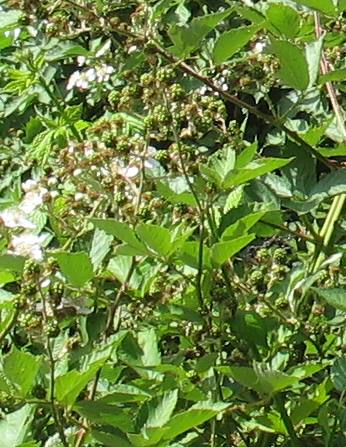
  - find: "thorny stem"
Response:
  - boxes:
[151,41,335,170]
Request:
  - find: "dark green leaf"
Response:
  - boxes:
[213,25,259,65]
[311,287,346,312]
[270,39,309,90]
[331,356,346,391]
[169,7,233,57]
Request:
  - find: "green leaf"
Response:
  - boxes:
[3,348,41,397]
[319,68,346,84]
[266,4,300,38]
[156,179,196,206]
[231,311,268,348]
[222,211,266,239]
[90,228,113,271]
[331,356,346,391]
[0,255,25,273]
[106,256,133,284]
[311,287,346,312]
[56,361,103,407]
[161,401,230,440]
[92,219,149,255]
[136,223,172,257]
[100,384,151,403]
[305,36,323,88]
[0,10,22,31]
[178,241,211,270]
[0,405,35,447]
[213,24,259,65]
[225,365,299,395]
[92,430,133,447]
[310,170,346,204]
[270,39,309,90]
[211,234,255,266]
[74,401,135,432]
[235,142,258,169]
[169,7,233,57]
[294,0,337,16]
[53,252,93,287]
[46,42,89,61]
[138,328,161,367]
[146,390,178,428]
[222,157,293,188]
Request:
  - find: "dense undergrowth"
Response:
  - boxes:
[2,0,346,446]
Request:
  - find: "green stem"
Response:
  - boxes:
[311,194,346,273]
[274,394,302,447]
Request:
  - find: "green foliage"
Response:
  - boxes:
[0,0,346,446]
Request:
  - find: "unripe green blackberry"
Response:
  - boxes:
[49,282,64,306]
[140,72,153,86]
[273,248,287,264]
[21,282,37,296]
[23,260,40,277]
[108,90,121,107]
[257,248,269,262]
[156,66,176,82]
[249,269,264,286]
[45,318,60,337]
[275,296,287,309]
[169,83,185,100]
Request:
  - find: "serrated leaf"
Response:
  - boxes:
[270,39,309,90]
[74,401,134,432]
[266,4,300,38]
[305,36,323,88]
[294,0,337,16]
[211,234,255,266]
[0,255,25,273]
[222,211,266,239]
[146,390,178,428]
[3,348,41,397]
[223,157,293,188]
[235,142,258,169]
[169,7,233,57]
[53,252,93,287]
[90,228,113,271]
[0,10,22,31]
[56,361,103,407]
[161,401,230,440]
[136,223,172,257]
[92,219,149,254]
[0,405,35,447]
[331,356,346,391]
[311,287,346,312]
[213,25,259,65]
[319,68,346,84]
